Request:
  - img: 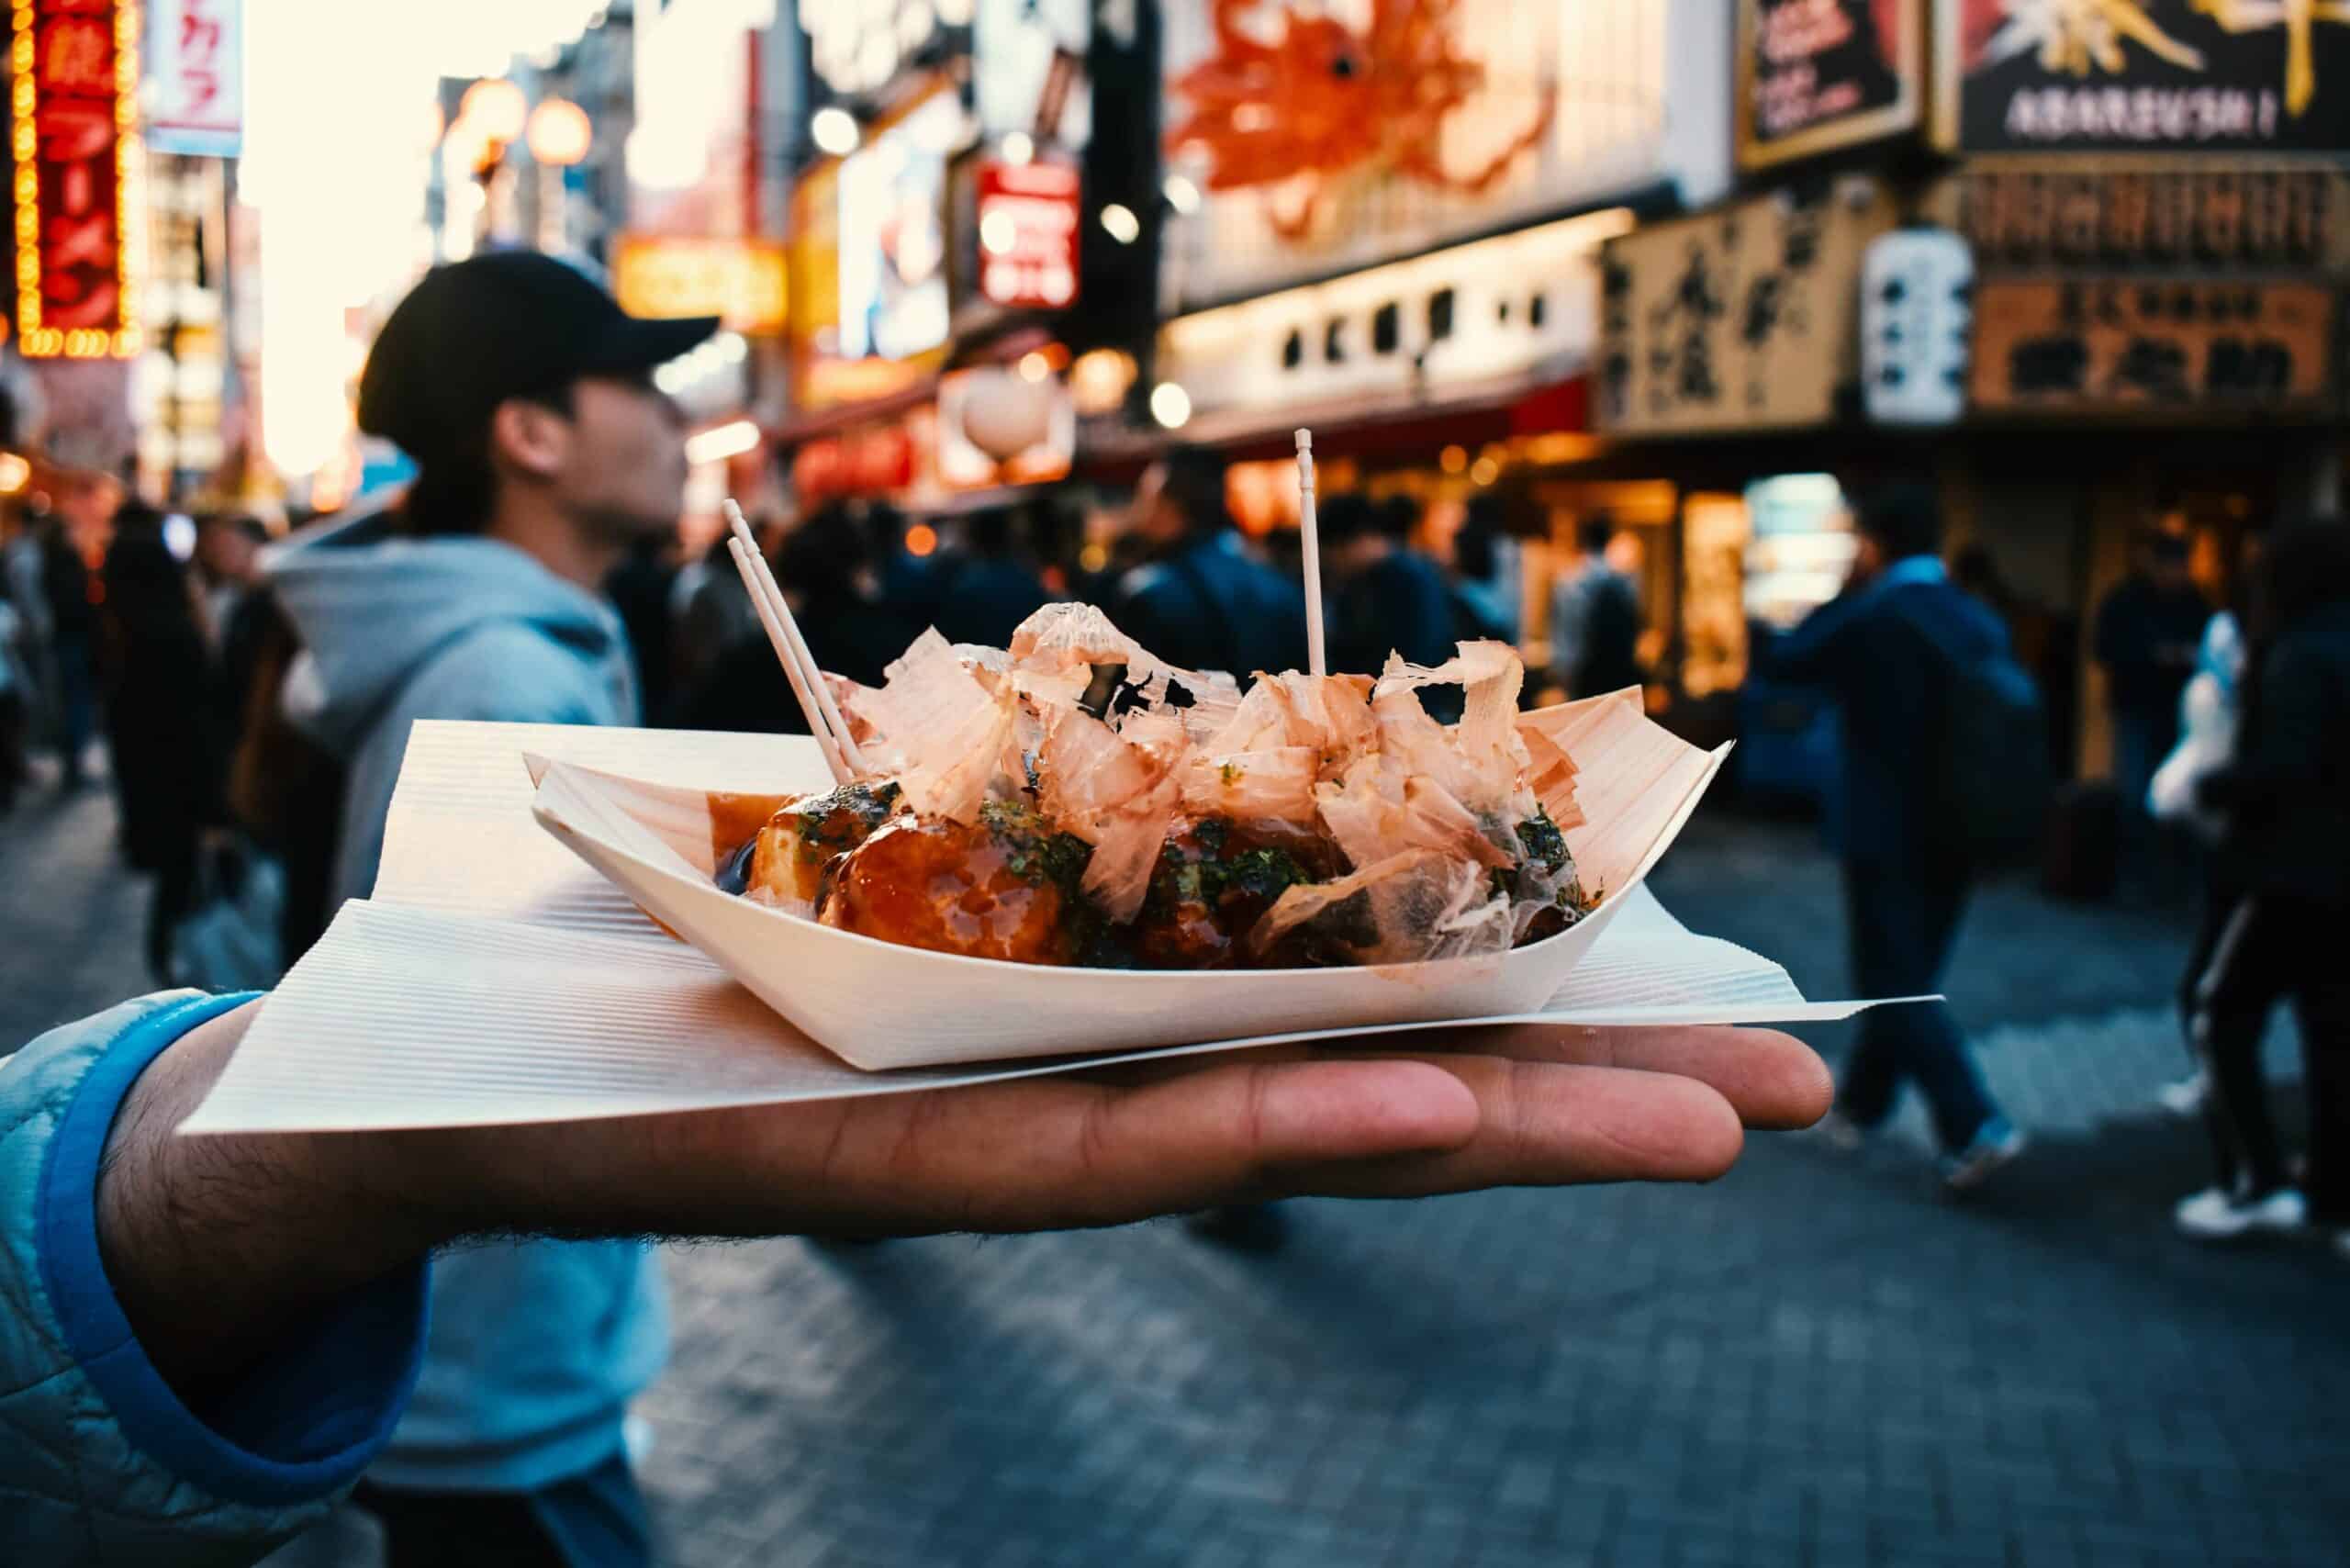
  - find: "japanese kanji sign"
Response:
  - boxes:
[1970,275,2333,411]
[1596,185,1897,437]
[146,0,239,156]
[11,0,141,358]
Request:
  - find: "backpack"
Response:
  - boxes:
[1927,616,2052,864]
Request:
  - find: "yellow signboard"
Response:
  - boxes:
[612,236,789,334]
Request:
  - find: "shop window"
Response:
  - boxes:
[1325,318,1347,363]
[1281,328,1304,370]
[1528,291,1547,330]
[1427,287,1455,342]
[1496,297,1511,324]
[1371,301,1400,355]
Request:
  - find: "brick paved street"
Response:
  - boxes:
[5,778,2344,1568]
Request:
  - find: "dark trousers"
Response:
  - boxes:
[1839,859,2001,1153]
[352,1450,652,1568]
[2185,893,2350,1223]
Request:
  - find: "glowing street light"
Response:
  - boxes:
[811,106,860,157]
[460,77,529,144]
[526,97,593,166]
[1149,382,1192,429]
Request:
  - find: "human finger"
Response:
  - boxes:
[1414,1024,1833,1130]
[1258,1056,1747,1198]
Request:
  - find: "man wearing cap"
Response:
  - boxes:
[263,251,715,1564]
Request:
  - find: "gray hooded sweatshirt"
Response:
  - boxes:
[269,513,666,1492]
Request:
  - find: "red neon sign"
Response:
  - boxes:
[976,160,1080,312]
[12,0,142,358]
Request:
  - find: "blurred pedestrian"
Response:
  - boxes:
[679,505,923,732]
[1113,443,1307,679]
[1551,515,1643,698]
[1449,494,1519,644]
[2096,529,2210,830]
[194,515,273,745]
[0,591,27,812]
[99,500,219,983]
[4,513,56,757]
[1325,492,1454,677]
[40,498,104,789]
[606,533,679,725]
[2148,585,2252,1121]
[263,251,715,1567]
[933,504,1052,648]
[1768,484,2026,1190]
[2174,521,2350,1250]
[670,530,762,705]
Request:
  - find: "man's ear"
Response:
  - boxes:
[488,398,569,482]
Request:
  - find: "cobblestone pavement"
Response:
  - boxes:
[5,787,2344,1568]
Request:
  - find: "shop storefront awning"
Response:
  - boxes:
[1080,371,1591,470]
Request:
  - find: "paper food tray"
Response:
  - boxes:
[183,715,1914,1137]
[524,691,1728,1070]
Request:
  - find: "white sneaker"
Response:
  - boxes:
[2173,1186,2306,1241]
[2154,1070,2208,1118]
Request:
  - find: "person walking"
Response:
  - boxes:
[99,500,218,985]
[39,500,103,790]
[1324,492,1456,677]
[1768,483,2026,1191]
[1112,443,1307,680]
[2173,521,2350,1252]
[1551,515,1643,699]
[264,251,717,1567]
[2147,588,2252,1120]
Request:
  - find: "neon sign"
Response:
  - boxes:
[11,0,141,358]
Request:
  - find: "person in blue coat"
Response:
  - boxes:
[0,993,1832,1565]
[1766,484,2025,1191]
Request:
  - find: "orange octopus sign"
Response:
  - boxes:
[1164,0,1551,241]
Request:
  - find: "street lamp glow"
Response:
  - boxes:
[1162,174,1201,215]
[979,209,1018,256]
[1001,130,1035,165]
[811,106,860,157]
[526,97,594,166]
[1100,203,1140,245]
[1149,382,1192,429]
[460,77,528,143]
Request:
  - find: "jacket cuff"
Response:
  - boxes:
[36,991,430,1508]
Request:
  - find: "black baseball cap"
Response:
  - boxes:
[358,251,720,462]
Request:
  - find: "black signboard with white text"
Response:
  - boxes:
[1739,0,1921,170]
[1941,0,2350,154]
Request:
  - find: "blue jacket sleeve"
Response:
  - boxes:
[1,992,429,1567]
[1762,589,1866,687]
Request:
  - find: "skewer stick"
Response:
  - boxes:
[723,500,868,775]
[727,536,849,784]
[1295,429,1326,678]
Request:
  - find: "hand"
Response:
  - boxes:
[101,1005,1830,1399]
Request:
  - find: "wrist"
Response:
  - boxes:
[96,1004,448,1402]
